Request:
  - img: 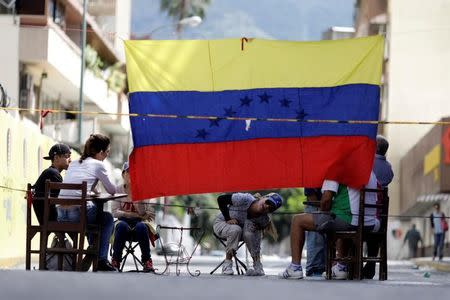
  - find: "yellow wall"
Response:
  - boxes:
[0,111,55,267]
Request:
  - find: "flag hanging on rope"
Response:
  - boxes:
[124,36,384,201]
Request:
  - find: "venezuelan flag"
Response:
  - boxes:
[125,36,384,200]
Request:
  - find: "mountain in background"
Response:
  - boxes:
[131,0,356,40]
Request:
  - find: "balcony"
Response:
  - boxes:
[19,21,119,121]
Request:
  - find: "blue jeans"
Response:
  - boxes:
[112,219,151,263]
[434,233,445,259]
[57,205,114,261]
[305,205,326,274]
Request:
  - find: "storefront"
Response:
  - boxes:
[400,118,450,255]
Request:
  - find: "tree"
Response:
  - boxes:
[160,0,211,35]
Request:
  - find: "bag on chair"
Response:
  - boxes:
[46,235,74,271]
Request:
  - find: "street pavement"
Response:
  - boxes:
[2,256,450,300]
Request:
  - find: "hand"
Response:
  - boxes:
[226,219,238,225]
[143,210,155,221]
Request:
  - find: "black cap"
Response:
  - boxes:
[43,143,71,160]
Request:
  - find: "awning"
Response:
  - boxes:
[417,193,450,202]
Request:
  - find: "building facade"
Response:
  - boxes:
[0,0,131,266]
[354,0,450,258]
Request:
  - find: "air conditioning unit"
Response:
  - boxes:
[19,73,35,110]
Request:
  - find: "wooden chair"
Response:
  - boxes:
[25,183,41,270]
[39,181,101,271]
[326,187,389,280]
[210,232,247,275]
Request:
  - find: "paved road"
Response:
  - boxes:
[3,257,449,300]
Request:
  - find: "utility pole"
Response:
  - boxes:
[78,0,88,146]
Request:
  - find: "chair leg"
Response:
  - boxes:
[235,256,247,274]
[39,232,49,270]
[77,232,85,272]
[25,236,31,270]
[210,259,225,275]
[234,254,242,275]
[326,237,333,280]
[380,239,388,281]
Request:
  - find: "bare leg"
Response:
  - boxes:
[290,214,315,264]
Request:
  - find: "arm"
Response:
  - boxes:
[95,163,116,195]
[320,180,339,212]
[320,191,334,212]
[430,213,434,229]
[217,194,232,221]
[111,200,143,219]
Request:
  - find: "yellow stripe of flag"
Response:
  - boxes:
[125,35,384,93]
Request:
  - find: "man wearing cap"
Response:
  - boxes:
[213,192,283,276]
[33,143,72,224]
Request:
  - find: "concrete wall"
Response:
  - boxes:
[0,15,19,115]
[387,0,450,215]
[0,111,55,267]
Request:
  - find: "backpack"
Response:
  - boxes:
[46,235,74,271]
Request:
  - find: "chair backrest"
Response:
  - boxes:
[357,187,389,232]
[43,180,88,230]
[39,180,89,271]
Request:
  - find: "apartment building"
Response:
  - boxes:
[0,0,131,266]
[354,0,450,257]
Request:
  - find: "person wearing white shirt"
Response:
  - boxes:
[57,133,117,271]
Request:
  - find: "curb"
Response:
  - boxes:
[414,259,450,272]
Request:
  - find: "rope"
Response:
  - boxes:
[2,185,448,219]
[3,106,450,126]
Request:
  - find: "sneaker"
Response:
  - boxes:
[143,259,155,273]
[97,260,118,272]
[222,259,234,275]
[111,258,120,271]
[245,261,265,276]
[330,264,348,280]
[279,265,304,279]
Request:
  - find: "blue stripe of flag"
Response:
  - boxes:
[129,84,379,147]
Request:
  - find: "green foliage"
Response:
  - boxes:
[160,0,211,22]
[85,45,104,77]
[84,45,126,93]
[167,193,219,250]
[105,63,126,93]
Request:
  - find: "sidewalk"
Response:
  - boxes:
[413,257,450,272]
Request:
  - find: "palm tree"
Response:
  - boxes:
[160,0,211,36]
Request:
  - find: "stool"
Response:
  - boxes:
[210,232,247,275]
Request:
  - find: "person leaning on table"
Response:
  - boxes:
[57,133,117,271]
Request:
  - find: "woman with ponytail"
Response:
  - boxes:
[57,133,117,271]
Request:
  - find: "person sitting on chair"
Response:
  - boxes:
[279,172,379,280]
[57,134,117,272]
[213,192,283,276]
[111,161,156,272]
[33,143,72,224]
